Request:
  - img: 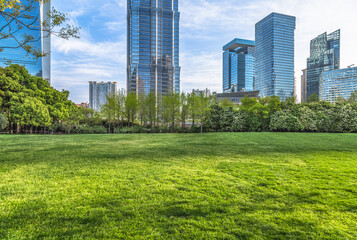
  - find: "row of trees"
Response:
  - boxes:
[1,64,357,134]
[204,95,357,133]
[100,91,215,133]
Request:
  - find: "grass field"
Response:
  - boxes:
[0,133,356,239]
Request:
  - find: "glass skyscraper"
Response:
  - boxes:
[320,67,357,102]
[0,0,51,83]
[127,0,180,97]
[307,30,340,98]
[89,82,118,112]
[223,38,255,93]
[255,13,296,100]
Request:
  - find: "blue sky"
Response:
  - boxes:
[51,0,357,103]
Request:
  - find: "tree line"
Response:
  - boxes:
[1,65,356,134]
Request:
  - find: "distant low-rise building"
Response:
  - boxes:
[192,88,212,97]
[320,67,357,102]
[89,81,117,111]
[216,91,259,105]
[77,103,89,109]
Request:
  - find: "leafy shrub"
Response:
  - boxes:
[204,105,224,132]
[247,114,263,132]
[115,126,150,134]
[270,110,303,132]
[189,126,202,133]
[299,107,318,132]
[232,111,248,132]
[0,113,8,131]
[220,108,235,132]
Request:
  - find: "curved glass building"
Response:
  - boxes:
[0,0,51,83]
[307,30,340,99]
[127,0,180,96]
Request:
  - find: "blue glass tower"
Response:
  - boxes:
[255,13,296,100]
[127,0,180,96]
[307,30,340,98]
[0,0,51,83]
[223,38,255,93]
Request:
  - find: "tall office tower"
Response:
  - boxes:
[301,69,307,102]
[0,0,51,83]
[223,39,255,93]
[89,82,117,112]
[127,0,180,98]
[255,13,296,100]
[307,30,340,98]
[320,67,357,102]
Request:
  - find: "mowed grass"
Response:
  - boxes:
[0,133,356,239]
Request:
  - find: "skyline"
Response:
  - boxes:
[51,0,357,103]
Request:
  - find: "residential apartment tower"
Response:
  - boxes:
[89,82,117,112]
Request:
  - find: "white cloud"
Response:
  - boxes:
[51,0,357,103]
[51,33,126,103]
[179,0,357,101]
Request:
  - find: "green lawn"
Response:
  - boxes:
[0,133,356,239]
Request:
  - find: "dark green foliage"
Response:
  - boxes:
[220,107,235,132]
[0,113,7,130]
[0,65,77,133]
[270,110,303,132]
[232,111,249,132]
[204,105,223,132]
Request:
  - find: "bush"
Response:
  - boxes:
[270,110,303,132]
[220,108,235,132]
[0,113,8,131]
[247,114,263,132]
[204,105,224,132]
[232,111,248,132]
[299,107,318,132]
[115,126,150,134]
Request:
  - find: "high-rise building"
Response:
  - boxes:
[0,0,51,83]
[89,82,117,112]
[127,0,180,97]
[320,67,357,102]
[307,30,340,98]
[301,69,307,102]
[255,13,296,100]
[223,38,255,93]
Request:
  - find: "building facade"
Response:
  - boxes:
[0,0,51,83]
[255,13,296,100]
[223,38,255,93]
[301,69,307,102]
[192,88,212,97]
[89,82,117,112]
[127,0,180,97]
[307,30,340,98]
[216,91,260,105]
[320,67,357,102]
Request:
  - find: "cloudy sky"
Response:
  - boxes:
[51,0,357,103]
